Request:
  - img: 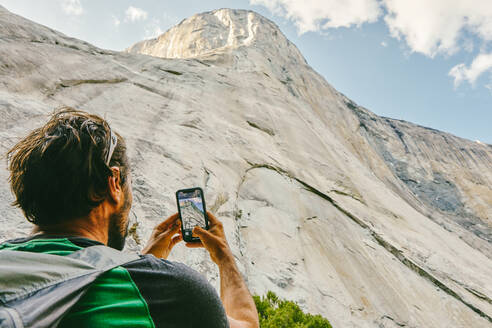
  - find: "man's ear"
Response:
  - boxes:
[107,167,122,204]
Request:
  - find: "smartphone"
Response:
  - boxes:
[176,187,209,242]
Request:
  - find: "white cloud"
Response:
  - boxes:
[251,0,492,56]
[111,15,120,27]
[250,0,381,34]
[125,6,148,23]
[252,0,492,89]
[60,0,83,16]
[144,19,165,39]
[449,53,492,87]
[382,0,492,57]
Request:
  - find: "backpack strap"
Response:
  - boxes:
[0,245,139,328]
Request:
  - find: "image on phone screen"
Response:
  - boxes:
[177,189,207,240]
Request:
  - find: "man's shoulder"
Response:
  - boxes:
[122,254,229,328]
[126,253,194,272]
[123,254,217,295]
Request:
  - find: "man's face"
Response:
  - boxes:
[107,178,132,250]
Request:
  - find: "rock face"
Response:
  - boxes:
[1,6,491,327]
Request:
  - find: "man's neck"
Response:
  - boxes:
[32,207,110,245]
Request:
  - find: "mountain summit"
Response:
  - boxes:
[126,9,306,66]
[1,6,491,328]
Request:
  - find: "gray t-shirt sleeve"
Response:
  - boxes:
[124,255,229,328]
[170,261,229,327]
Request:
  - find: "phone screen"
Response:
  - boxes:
[176,188,208,241]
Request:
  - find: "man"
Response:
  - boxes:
[1,108,259,328]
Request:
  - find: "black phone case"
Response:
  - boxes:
[176,187,209,242]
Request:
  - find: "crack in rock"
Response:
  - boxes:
[58,78,127,88]
[48,78,128,96]
[379,314,408,327]
[131,82,174,99]
[246,120,275,136]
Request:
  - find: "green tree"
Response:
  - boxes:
[254,291,332,328]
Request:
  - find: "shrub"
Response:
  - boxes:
[253,291,332,328]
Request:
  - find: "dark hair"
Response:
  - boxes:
[7,107,130,226]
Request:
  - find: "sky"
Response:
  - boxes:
[1,0,491,144]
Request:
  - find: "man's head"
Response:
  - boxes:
[7,107,132,249]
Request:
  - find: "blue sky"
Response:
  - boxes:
[1,0,491,143]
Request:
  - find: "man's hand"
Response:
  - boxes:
[185,211,233,265]
[186,211,259,328]
[141,213,182,259]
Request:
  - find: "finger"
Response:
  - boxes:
[170,235,182,247]
[167,222,181,234]
[193,226,215,244]
[154,221,181,240]
[155,213,180,231]
[205,211,220,225]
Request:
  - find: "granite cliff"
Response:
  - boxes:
[1,6,491,327]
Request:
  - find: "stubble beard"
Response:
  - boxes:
[107,187,131,251]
